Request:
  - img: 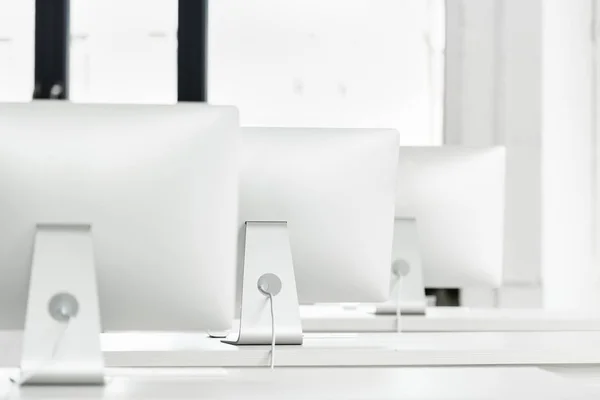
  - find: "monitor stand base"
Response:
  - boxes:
[374,217,427,316]
[20,224,104,385]
[224,221,302,345]
[207,330,229,339]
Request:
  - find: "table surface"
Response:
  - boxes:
[301,306,600,332]
[3,330,600,368]
[0,366,598,400]
[2,328,600,399]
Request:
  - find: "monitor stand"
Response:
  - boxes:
[374,217,427,315]
[223,221,303,345]
[19,224,104,385]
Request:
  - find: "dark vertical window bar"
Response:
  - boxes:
[178,0,208,102]
[34,0,69,100]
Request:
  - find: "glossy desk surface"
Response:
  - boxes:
[0,367,597,400]
[1,329,600,398]
[301,306,600,332]
[2,330,600,368]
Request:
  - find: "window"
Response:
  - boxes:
[0,0,35,102]
[69,0,178,104]
[595,0,600,268]
[208,0,445,145]
[427,0,446,146]
[33,0,445,140]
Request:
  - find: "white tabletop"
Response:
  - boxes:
[0,367,597,400]
[3,330,600,368]
[301,306,600,332]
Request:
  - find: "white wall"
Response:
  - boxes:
[449,0,599,309]
[445,0,497,147]
[542,0,597,310]
[497,0,543,287]
[208,0,444,145]
[445,0,542,299]
[595,0,600,289]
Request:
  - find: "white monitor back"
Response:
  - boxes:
[240,127,399,303]
[0,101,239,331]
[396,146,506,288]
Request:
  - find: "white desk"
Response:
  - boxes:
[104,331,600,367]
[2,331,600,368]
[301,306,600,332]
[0,367,597,400]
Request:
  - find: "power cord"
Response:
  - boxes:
[10,292,79,386]
[10,320,71,386]
[395,276,403,333]
[392,259,411,334]
[267,293,276,369]
[257,273,282,369]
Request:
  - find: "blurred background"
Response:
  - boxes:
[2,0,597,310]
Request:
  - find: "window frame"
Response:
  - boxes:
[34,0,69,99]
[33,0,208,102]
[178,0,207,102]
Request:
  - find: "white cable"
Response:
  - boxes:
[267,293,276,369]
[395,276,403,333]
[10,320,71,386]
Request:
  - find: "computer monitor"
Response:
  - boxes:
[381,146,505,315]
[224,127,399,345]
[0,101,239,384]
